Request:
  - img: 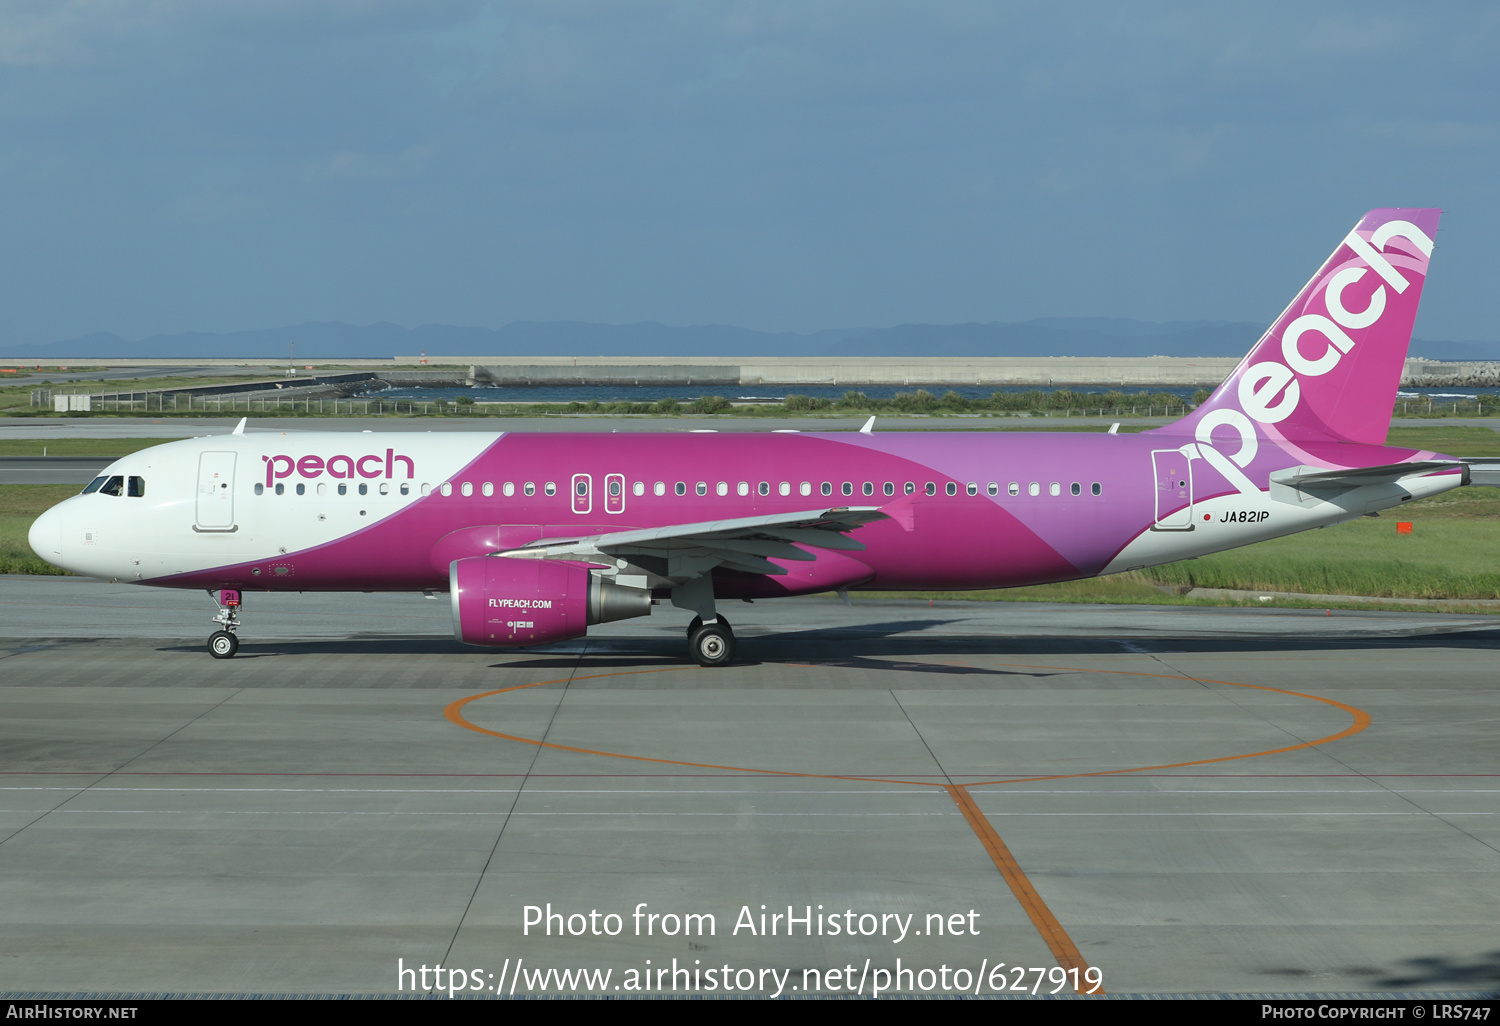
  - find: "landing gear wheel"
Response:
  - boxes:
[208,630,239,659]
[688,623,735,667]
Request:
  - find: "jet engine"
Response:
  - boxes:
[449,555,652,646]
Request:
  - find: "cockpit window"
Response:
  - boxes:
[98,476,124,497]
[82,477,106,495]
[128,476,146,497]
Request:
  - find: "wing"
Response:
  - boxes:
[495,506,890,583]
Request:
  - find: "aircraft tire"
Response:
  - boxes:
[688,623,734,667]
[208,631,239,659]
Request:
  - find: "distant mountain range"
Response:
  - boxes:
[1,318,1495,362]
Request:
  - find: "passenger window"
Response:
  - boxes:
[503,482,515,497]
[482,482,493,497]
[842,482,853,496]
[716,482,728,496]
[609,479,622,497]
[296,483,306,496]
[1028,482,1039,496]
[359,483,369,496]
[381,482,391,495]
[800,482,811,496]
[128,476,146,497]
[254,483,264,495]
[524,482,536,496]
[821,482,832,496]
[320,483,329,496]
[945,482,957,496]
[275,483,284,495]
[575,479,588,497]
[340,483,350,496]
[1008,482,1019,496]
[925,482,936,496]
[545,482,556,496]
[399,483,409,496]
[1049,482,1060,496]
[441,483,453,496]
[99,476,124,496]
[696,482,708,496]
[421,483,431,496]
[987,483,998,496]
[862,482,874,496]
[966,483,978,496]
[82,477,106,495]
[461,482,473,497]
[883,482,895,496]
[758,482,770,496]
[1071,482,1081,496]
[904,482,915,495]
[779,482,791,496]
[1092,482,1102,496]
[674,482,686,496]
[654,482,666,496]
[633,481,645,496]
[738,482,750,496]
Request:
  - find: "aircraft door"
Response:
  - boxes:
[196,452,237,531]
[571,473,592,515]
[604,473,625,514]
[1150,449,1194,531]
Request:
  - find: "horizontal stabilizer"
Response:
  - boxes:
[1269,460,1464,509]
[1270,461,1463,490]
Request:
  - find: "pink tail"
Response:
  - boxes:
[1171,208,1439,446]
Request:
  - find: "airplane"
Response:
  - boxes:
[27,208,1486,665]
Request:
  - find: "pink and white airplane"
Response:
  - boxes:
[29,208,1480,664]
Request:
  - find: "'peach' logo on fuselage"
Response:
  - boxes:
[262,449,415,487]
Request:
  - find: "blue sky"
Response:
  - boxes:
[1,1,1496,345]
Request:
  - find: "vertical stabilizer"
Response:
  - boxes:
[1169,208,1439,446]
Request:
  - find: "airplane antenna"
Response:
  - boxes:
[860,416,876,434]
[232,417,248,435]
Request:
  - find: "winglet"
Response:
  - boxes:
[878,492,917,531]
[231,417,247,436]
[860,416,875,434]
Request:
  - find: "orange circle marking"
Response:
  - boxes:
[442,661,1373,788]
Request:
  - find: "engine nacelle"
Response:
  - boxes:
[449,556,651,647]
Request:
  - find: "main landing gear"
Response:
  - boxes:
[686,615,734,667]
[207,589,242,659]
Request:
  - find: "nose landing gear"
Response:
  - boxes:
[208,589,242,659]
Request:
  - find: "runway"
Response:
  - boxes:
[1,577,1498,997]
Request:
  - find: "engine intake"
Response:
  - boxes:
[449,556,651,646]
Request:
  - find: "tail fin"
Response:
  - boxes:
[1170,208,1439,446]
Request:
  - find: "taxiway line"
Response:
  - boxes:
[945,783,1100,994]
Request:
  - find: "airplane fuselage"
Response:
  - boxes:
[31,427,1459,597]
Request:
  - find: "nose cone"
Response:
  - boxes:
[27,503,67,570]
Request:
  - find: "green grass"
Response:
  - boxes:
[1384,425,1500,457]
[0,437,186,457]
